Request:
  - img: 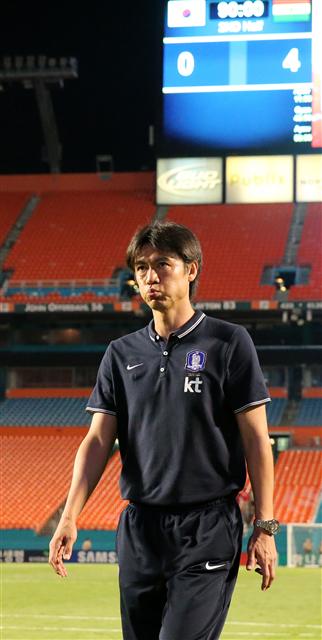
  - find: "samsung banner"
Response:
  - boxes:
[226,155,294,203]
[156,157,223,204]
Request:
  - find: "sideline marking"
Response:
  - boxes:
[1,614,120,620]
[1,615,321,629]
[0,626,121,633]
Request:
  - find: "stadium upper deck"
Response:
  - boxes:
[0,172,321,309]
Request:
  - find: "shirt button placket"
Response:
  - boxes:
[160,348,169,377]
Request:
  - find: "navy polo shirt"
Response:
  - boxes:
[86,311,270,505]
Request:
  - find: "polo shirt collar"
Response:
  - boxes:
[148,310,206,342]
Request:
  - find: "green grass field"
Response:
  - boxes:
[1,564,321,640]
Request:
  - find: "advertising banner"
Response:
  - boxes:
[0,549,118,564]
[156,157,223,204]
[226,155,294,203]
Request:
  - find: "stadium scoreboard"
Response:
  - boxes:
[160,0,322,156]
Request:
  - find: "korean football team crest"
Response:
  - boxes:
[185,350,207,373]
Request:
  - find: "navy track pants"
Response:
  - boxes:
[116,497,243,640]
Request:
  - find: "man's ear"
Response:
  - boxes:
[187,261,198,282]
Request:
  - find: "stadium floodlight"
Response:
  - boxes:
[0,55,78,82]
[0,54,78,173]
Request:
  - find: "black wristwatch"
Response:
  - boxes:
[254,518,280,536]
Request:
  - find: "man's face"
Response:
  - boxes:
[134,245,196,312]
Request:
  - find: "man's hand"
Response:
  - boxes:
[246,528,277,591]
[49,518,77,578]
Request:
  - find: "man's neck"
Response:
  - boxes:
[153,304,195,340]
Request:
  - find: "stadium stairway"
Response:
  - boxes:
[288,203,322,301]
[0,192,33,269]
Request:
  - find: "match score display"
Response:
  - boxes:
[160,0,322,156]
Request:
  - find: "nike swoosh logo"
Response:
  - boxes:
[127,363,144,371]
[205,562,226,571]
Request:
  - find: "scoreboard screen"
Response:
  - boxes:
[160,0,322,156]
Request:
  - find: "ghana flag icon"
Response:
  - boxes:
[272,0,312,22]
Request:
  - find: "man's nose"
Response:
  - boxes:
[146,267,159,283]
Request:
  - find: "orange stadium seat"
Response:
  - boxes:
[168,203,293,301]
[1,428,84,530]
[1,427,125,531]
[77,450,127,530]
[274,449,322,523]
[3,190,156,281]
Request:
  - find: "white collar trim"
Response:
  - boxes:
[177,313,206,339]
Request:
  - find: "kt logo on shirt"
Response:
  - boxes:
[184,375,203,393]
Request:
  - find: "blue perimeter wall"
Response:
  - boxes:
[0,527,288,565]
[0,529,116,551]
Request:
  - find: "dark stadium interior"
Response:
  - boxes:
[0,1,159,174]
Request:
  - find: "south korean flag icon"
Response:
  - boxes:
[185,350,207,372]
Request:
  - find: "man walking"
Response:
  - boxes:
[49,221,278,639]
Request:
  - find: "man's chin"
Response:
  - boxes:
[145,298,167,311]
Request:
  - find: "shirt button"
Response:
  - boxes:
[163,351,168,356]
[160,367,165,372]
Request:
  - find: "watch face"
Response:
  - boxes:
[270,520,280,534]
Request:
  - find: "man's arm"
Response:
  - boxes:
[49,412,117,577]
[236,404,277,591]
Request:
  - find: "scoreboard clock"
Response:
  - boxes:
[211,2,269,20]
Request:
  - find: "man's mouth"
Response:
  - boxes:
[147,289,161,299]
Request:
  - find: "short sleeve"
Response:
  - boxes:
[86,344,116,415]
[225,326,270,414]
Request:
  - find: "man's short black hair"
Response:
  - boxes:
[126,221,203,299]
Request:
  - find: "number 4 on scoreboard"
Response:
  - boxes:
[282,48,301,73]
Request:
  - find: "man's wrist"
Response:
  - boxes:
[61,513,77,524]
[254,518,280,536]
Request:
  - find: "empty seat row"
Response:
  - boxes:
[295,399,322,425]
[0,396,289,427]
[0,397,91,426]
